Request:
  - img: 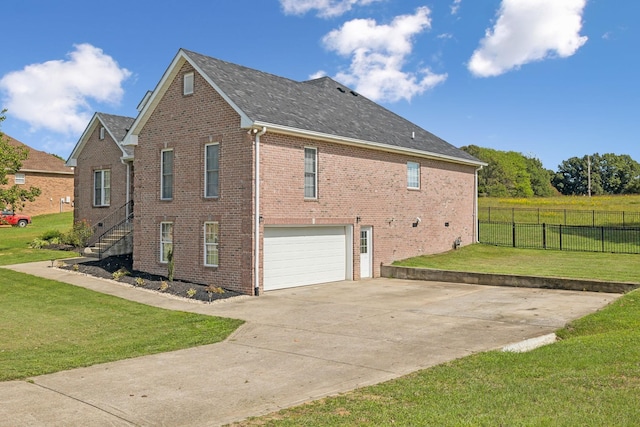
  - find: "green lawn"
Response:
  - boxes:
[394,244,640,283]
[0,211,243,381]
[0,212,75,266]
[0,268,243,381]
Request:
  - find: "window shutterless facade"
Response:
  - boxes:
[204,143,219,198]
[160,222,173,263]
[14,173,25,185]
[304,147,317,199]
[93,169,111,206]
[407,161,420,189]
[204,222,219,267]
[183,72,194,95]
[161,149,174,200]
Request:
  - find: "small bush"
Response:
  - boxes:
[112,268,130,281]
[134,277,145,287]
[28,238,49,249]
[63,220,93,247]
[159,281,169,292]
[41,229,63,241]
[186,288,197,298]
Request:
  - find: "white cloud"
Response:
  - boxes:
[451,0,462,15]
[468,0,588,77]
[0,43,131,135]
[322,6,447,102]
[280,0,383,18]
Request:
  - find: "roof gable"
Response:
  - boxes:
[66,112,135,166]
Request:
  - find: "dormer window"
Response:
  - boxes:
[99,126,105,140]
[183,72,194,95]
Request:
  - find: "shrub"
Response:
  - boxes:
[28,238,49,249]
[186,288,197,298]
[41,229,63,241]
[112,268,130,281]
[63,220,93,247]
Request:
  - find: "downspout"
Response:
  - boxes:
[474,166,483,243]
[254,127,267,296]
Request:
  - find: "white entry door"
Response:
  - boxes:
[359,226,372,278]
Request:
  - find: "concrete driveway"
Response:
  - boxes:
[0,262,620,426]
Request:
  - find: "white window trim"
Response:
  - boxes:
[160,222,173,264]
[183,72,194,95]
[304,147,317,199]
[204,221,219,267]
[407,161,420,189]
[204,143,219,198]
[15,173,25,185]
[93,169,111,207]
[99,126,105,140]
[161,149,173,200]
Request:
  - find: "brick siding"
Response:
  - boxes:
[131,62,477,295]
[4,172,74,215]
[73,124,130,227]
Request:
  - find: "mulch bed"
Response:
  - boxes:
[59,254,242,303]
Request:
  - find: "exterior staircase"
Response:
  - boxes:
[84,222,133,258]
[84,201,134,259]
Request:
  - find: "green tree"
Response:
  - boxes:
[461,145,554,197]
[0,110,42,211]
[552,153,640,196]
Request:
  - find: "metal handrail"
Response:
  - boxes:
[96,212,134,259]
[87,200,133,247]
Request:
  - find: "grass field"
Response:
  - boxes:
[0,212,75,266]
[393,244,640,283]
[0,212,244,381]
[478,194,640,210]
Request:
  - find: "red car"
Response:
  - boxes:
[1,211,32,227]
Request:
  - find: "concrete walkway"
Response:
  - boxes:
[1,261,620,426]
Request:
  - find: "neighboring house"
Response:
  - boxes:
[68,48,485,296]
[3,136,74,215]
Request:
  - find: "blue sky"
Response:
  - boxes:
[1,0,637,170]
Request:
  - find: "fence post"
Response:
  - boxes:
[542,223,546,249]
[559,224,563,250]
[512,223,516,248]
[601,226,605,252]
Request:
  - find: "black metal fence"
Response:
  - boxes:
[479,207,640,227]
[479,221,640,254]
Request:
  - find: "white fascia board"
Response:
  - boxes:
[248,121,487,168]
[66,113,99,166]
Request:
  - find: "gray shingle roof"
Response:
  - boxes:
[183,49,480,164]
[97,113,135,156]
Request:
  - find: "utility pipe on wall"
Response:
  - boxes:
[254,127,267,296]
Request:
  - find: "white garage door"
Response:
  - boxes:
[264,226,347,291]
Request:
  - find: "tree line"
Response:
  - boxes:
[462,145,640,197]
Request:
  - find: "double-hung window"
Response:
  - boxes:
[407,161,420,189]
[304,147,317,199]
[204,143,219,198]
[161,149,174,200]
[94,169,111,206]
[204,222,219,267]
[15,173,25,185]
[160,222,173,263]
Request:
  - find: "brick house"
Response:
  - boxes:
[3,136,74,215]
[68,49,484,295]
